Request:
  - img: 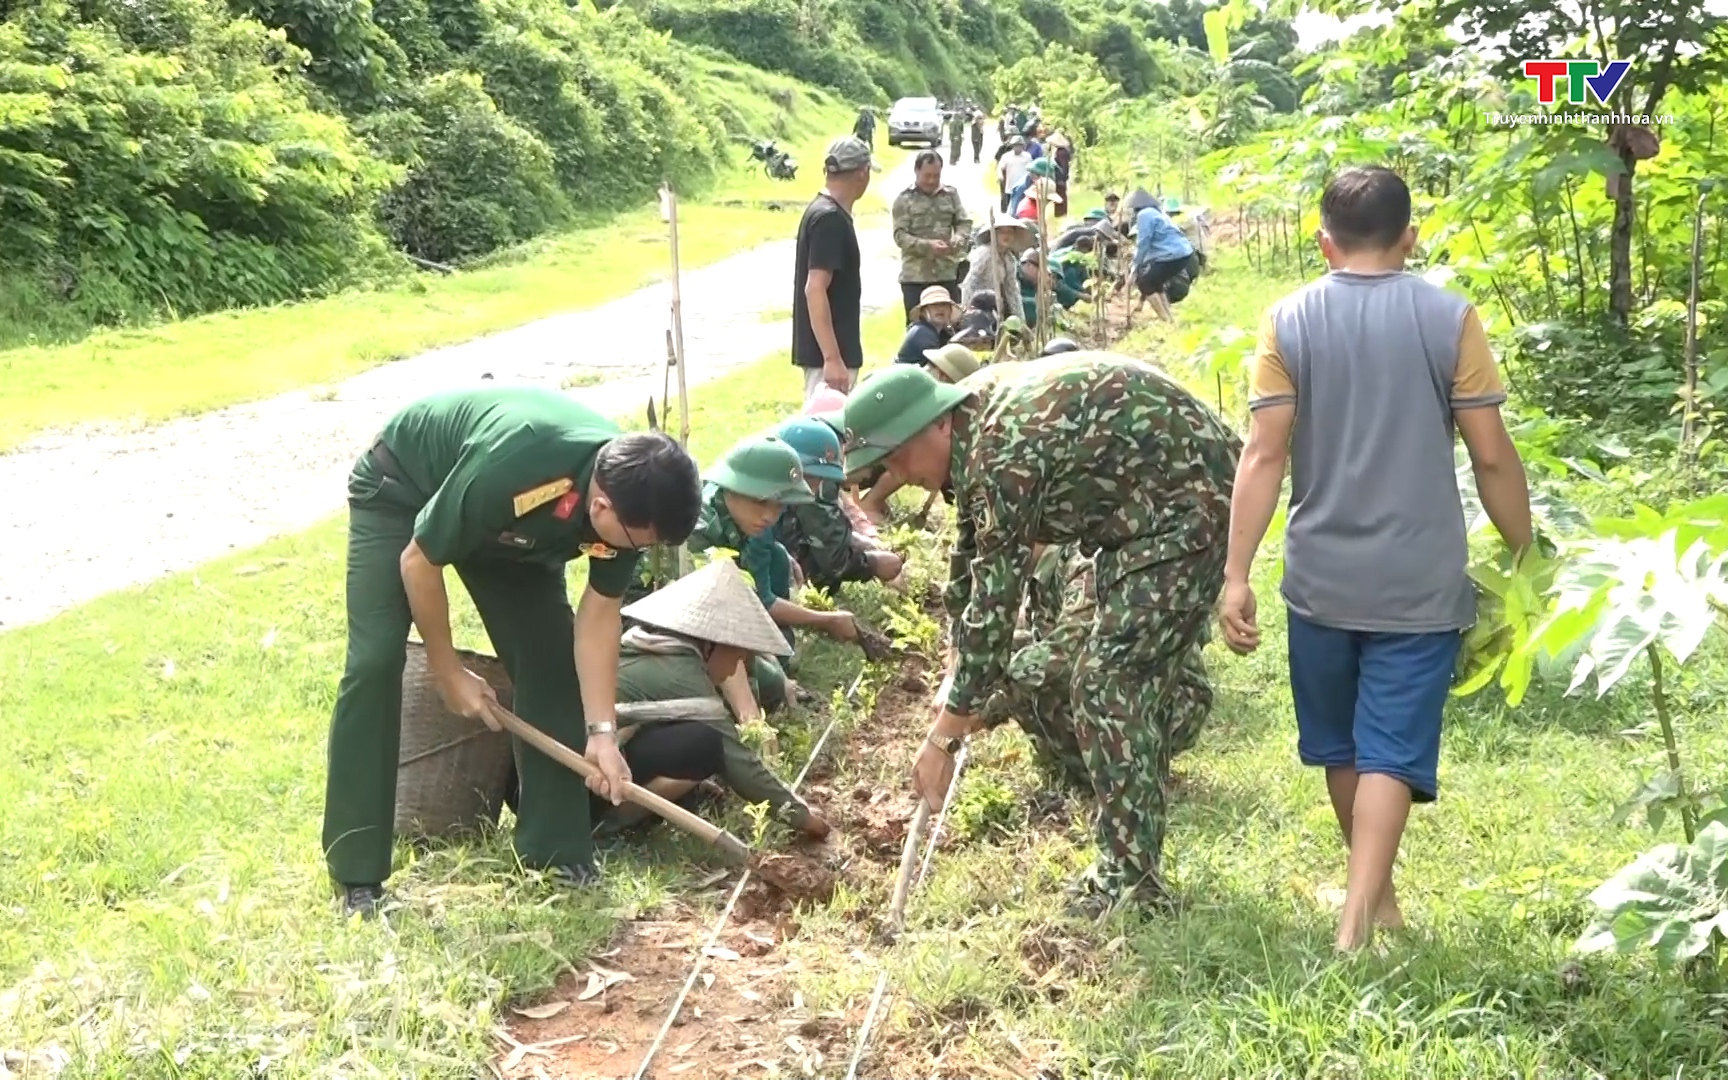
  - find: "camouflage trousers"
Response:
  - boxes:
[985,538,1223,906]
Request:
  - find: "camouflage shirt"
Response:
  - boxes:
[892,185,973,284]
[776,487,874,592]
[941,355,1242,713]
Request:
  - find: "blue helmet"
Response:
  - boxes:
[774,416,845,481]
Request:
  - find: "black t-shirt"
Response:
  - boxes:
[792,193,863,370]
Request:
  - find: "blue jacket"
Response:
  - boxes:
[1134,206,1194,270]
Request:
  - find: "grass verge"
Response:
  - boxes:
[0,69,855,453]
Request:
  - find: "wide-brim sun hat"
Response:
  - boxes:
[910,284,957,322]
[923,342,981,382]
[841,366,971,475]
[621,559,792,657]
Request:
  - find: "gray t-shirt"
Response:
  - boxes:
[1249,270,1508,633]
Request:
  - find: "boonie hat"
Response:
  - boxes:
[824,136,879,174]
[923,342,981,383]
[910,285,958,322]
[705,435,815,505]
[775,416,845,482]
[841,366,970,474]
[621,560,792,657]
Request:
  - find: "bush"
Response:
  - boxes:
[370,72,568,264]
[0,3,396,327]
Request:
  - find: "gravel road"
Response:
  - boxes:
[0,142,999,630]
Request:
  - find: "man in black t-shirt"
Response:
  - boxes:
[793,136,874,404]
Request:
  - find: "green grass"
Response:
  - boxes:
[0,65,858,453]
[8,255,1728,1078]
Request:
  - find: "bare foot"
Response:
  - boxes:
[1317,882,1405,929]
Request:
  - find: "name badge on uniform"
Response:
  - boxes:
[512,478,573,518]
[580,542,618,560]
[499,532,536,550]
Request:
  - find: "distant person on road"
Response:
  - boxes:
[1049,133,1073,220]
[322,386,702,919]
[970,109,986,163]
[997,137,1033,214]
[793,137,874,402]
[853,107,875,149]
[946,109,965,165]
[1220,165,1533,953]
[891,151,972,323]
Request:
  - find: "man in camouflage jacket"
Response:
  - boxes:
[892,154,973,322]
[841,354,1242,913]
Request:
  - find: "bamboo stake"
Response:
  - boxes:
[1681,187,1708,468]
[987,208,1007,357]
[1034,187,1052,355]
[662,183,694,578]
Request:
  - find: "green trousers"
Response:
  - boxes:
[322,463,593,886]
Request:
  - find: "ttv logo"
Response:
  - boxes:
[1522,59,1632,106]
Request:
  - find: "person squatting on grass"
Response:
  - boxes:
[323,386,702,919]
[772,416,905,593]
[583,559,831,843]
[1218,166,1534,952]
[685,435,879,707]
[841,356,1242,916]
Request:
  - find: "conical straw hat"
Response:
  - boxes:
[621,559,793,657]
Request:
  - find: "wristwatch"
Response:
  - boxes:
[926,732,963,755]
[586,720,617,736]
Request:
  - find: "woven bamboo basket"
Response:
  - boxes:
[394,641,516,840]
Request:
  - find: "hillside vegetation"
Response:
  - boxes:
[0,0,842,347]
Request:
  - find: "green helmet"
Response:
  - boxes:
[1028,157,1057,179]
[840,366,970,474]
[705,435,815,505]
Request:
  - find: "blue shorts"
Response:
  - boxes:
[1286,609,1462,802]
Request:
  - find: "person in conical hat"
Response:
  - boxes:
[588,559,831,842]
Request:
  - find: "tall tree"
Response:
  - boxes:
[1318,0,1728,326]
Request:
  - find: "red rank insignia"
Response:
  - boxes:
[552,488,582,520]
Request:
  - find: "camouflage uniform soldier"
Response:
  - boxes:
[842,355,1241,911]
[893,153,974,323]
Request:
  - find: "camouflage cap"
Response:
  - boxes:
[774,415,846,482]
[841,366,969,474]
[705,435,815,505]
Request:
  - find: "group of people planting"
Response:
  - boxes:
[321,115,1532,952]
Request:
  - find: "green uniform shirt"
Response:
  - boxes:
[687,483,791,610]
[614,642,810,825]
[942,355,1241,713]
[891,185,973,284]
[377,386,640,596]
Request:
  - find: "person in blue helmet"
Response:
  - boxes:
[774,416,905,593]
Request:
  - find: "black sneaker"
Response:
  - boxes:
[341,884,386,920]
[549,862,603,889]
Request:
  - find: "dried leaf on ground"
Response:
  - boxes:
[511,1000,570,1020]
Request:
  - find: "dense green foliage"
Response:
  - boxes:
[607,0,1300,105]
[0,0,833,339]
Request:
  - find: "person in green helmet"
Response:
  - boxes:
[687,435,875,701]
[773,416,904,593]
[840,358,1239,917]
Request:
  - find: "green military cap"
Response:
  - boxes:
[841,366,970,474]
[706,435,815,505]
[1028,157,1057,179]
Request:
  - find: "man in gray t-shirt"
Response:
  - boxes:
[1217,166,1533,954]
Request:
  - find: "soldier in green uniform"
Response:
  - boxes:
[772,416,903,593]
[591,559,832,842]
[946,109,965,165]
[841,356,1241,914]
[688,435,873,699]
[325,385,702,918]
[892,151,974,322]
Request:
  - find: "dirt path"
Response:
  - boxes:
[0,143,999,631]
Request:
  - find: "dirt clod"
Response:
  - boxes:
[752,851,837,903]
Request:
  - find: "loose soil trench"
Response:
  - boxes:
[494,658,1077,1079]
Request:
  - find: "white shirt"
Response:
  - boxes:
[998,151,1033,194]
